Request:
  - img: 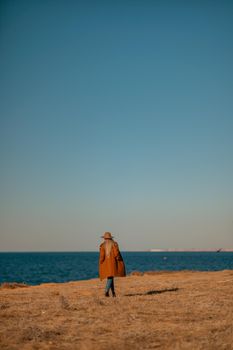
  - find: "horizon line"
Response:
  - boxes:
[0,249,233,253]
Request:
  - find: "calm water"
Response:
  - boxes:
[0,252,232,285]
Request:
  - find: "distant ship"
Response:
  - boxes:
[149,248,233,252]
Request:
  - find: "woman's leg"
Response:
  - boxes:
[110,277,116,296]
[105,277,113,296]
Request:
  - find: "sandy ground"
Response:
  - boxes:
[0,270,232,350]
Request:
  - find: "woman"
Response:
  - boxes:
[99,232,126,297]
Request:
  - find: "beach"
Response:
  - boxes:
[0,270,232,350]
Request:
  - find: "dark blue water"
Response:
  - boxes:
[0,252,232,285]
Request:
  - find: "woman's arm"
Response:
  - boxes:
[99,244,105,263]
[113,242,123,261]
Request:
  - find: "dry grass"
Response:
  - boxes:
[0,270,232,349]
[0,282,28,289]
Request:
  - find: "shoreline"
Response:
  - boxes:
[1,270,232,349]
[1,269,233,288]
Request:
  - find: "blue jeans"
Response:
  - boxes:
[105,277,115,293]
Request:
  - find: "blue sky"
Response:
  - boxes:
[1,0,233,251]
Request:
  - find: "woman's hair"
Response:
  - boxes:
[104,239,114,257]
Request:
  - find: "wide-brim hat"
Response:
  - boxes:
[101,232,114,239]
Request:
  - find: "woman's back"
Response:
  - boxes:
[99,239,126,280]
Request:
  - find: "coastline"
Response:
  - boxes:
[0,270,232,349]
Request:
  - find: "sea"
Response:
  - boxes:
[0,252,233,286]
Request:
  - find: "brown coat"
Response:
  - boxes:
[99,241,126,280]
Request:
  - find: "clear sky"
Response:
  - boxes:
[1,0,233,251]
